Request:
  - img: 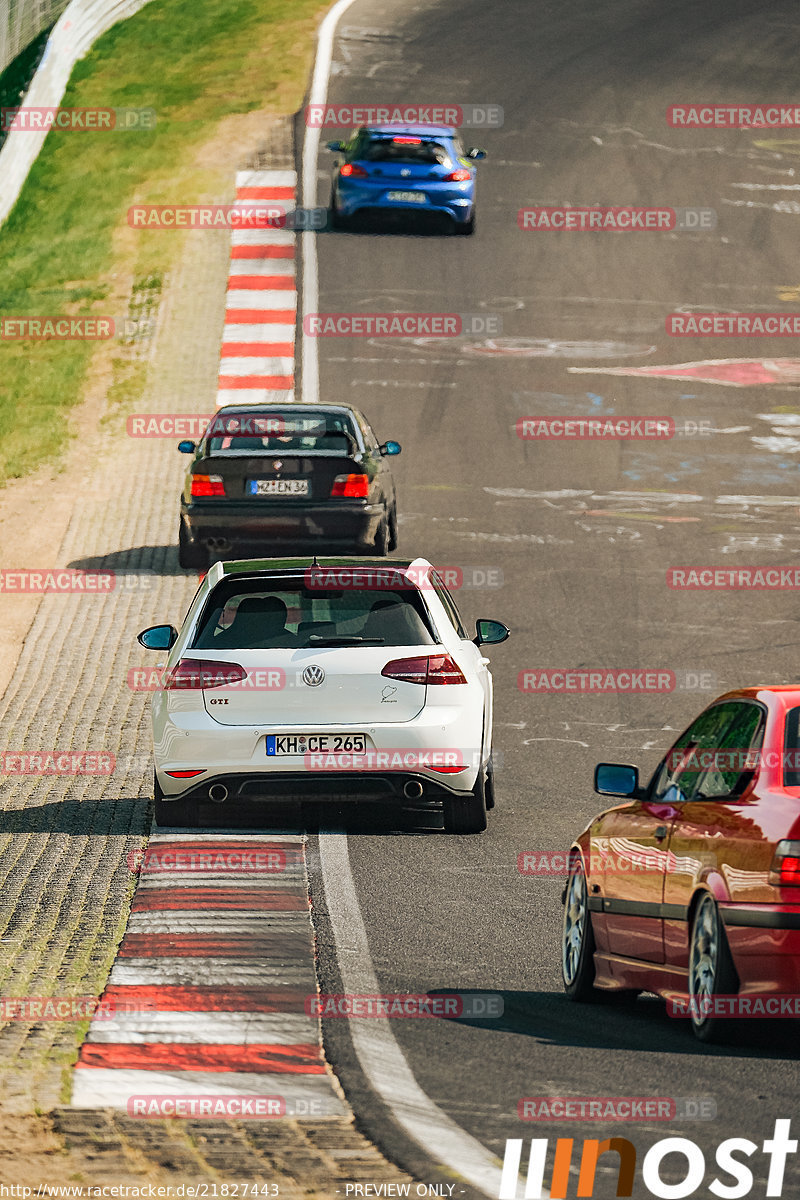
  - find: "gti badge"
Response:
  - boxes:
[302,664,325,687]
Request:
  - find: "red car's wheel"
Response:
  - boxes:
[687,893,738,1043]
[562,859,599,1001]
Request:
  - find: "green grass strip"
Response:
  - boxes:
[0,0,327,483]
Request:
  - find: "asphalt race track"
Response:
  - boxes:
[301,0,800,1195]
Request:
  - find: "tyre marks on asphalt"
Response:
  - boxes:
[218,169,297,404]
[71,831,346,1114]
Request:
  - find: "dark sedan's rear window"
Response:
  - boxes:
[192,578,437,650]
[362,139,452,166]
[204,411,358,455]
[784,706,800,786]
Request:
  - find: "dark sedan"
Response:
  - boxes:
[177,404,400,568]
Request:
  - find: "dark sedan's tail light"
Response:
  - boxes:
[381,655,467,686]
[340,163,368,178]
[444,169,471,181]
[331,473,369,498]
[769,840,800,886]
[191,474,225,498]
[164,659,247,690]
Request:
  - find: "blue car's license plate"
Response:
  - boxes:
[386,190,426,204]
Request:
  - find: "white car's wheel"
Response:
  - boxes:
[442,768,487,834]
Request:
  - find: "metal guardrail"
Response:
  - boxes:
[0,0,153,226]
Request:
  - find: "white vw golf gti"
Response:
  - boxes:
[137,557,509,833]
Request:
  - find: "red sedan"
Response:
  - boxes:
[561,687,800,1041]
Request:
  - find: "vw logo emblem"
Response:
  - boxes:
[302,664,325,687]
[401,168,410,177]
[273,460,283,470]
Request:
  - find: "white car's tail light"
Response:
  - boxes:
[381,655,467,686]
[163,658,247,690]
[769,840,800,886]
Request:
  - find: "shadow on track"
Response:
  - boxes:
[431,987,800,1059]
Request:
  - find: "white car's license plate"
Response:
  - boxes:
[386,190,426,204]
[249,479,309,497]
[266,733,367,756]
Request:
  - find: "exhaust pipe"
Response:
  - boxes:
[208,783,228,803]
[403,780,424,800]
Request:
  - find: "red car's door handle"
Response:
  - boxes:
[654,825,669,841]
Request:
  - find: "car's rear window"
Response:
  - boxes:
[192,579,437,650]
[362,138,452,166]
[205,411,358,455]
[784,706,800,786]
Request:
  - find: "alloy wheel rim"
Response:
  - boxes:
[562,868,586,985]
[689,895,718,1025]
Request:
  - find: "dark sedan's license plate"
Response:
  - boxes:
[248,479,309,496]
[267,733,367,755]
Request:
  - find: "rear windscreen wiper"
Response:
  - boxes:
[305,635,385,646]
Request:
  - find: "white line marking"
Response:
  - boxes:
[300,0,362,403]
[231,229,296,246]
[236,170,298,189]
[218,357,296,375]
[87,1012,316,1044]
[72,1068,347,1113]
[127,914,309,933]
[221,324,296,343]
[109,960,316,986]
[225,291,297,310]
[318,830,506,1198]
[228,259,296,276]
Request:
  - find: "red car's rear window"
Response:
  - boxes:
[784,706,800,786]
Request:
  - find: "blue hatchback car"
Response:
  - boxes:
[326,124,486,234]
